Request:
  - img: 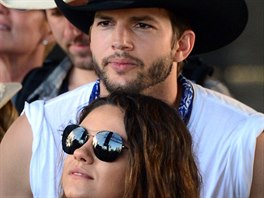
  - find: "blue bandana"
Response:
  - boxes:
[89,75,194,124]
[88,79,100,103]
[177,75,194,124]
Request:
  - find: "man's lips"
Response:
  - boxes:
[107,58,138,72]
[70,40,90,47]
[69,43,91,54]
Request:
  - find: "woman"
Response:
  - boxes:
[0,3,54,82]
[61,92,201,198]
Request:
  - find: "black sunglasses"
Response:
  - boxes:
[62,124,127,162]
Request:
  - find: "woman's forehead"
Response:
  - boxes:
[81,104,127,138]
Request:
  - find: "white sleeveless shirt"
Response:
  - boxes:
[25,81,264,198]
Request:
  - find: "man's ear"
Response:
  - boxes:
[173,30,195,62]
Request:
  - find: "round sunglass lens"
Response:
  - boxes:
[62,125,88,154]
[93,131,124,162]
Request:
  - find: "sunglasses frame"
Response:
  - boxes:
[62,124,128,162]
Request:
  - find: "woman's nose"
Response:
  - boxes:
[73,139,94,164]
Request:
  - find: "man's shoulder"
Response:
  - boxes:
[23,59,60,84]
[15,59,62,112]
[191,82,259,116]
[190,82,264,137]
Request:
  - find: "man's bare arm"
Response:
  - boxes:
[0,114,33,197]
[250,131,264,198]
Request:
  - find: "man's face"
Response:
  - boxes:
[90,8,177,93]
[46,8,93,70]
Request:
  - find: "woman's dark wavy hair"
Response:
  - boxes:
[78,91,201,198]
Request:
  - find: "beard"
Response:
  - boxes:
[92,52,173,94]
[69,52,94,70]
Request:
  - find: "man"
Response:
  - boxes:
[1,0,264,197]
[8,2,98,113]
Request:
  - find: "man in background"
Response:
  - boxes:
[8,1,98,113]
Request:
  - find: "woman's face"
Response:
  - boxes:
[0,5,49,55]
[62,104,128,198]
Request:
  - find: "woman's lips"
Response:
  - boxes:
[70,168,94,180]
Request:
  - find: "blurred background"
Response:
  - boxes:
[199,0,264,113]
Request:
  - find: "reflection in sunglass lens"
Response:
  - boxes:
[93,131,124,162]
[62,125,126,162]
[62,124,88,154]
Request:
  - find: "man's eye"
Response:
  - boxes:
[97,21,111,27]
[135,23,153,29]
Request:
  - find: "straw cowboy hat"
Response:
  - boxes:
[0,0,71,9]
[0,83,22,109]
[54,0,248,55]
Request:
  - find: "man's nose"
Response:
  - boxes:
[111,25,134,51]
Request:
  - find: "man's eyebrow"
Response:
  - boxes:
[94,14,157,22]
[94,13,112,20]
[130,16,156,22]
